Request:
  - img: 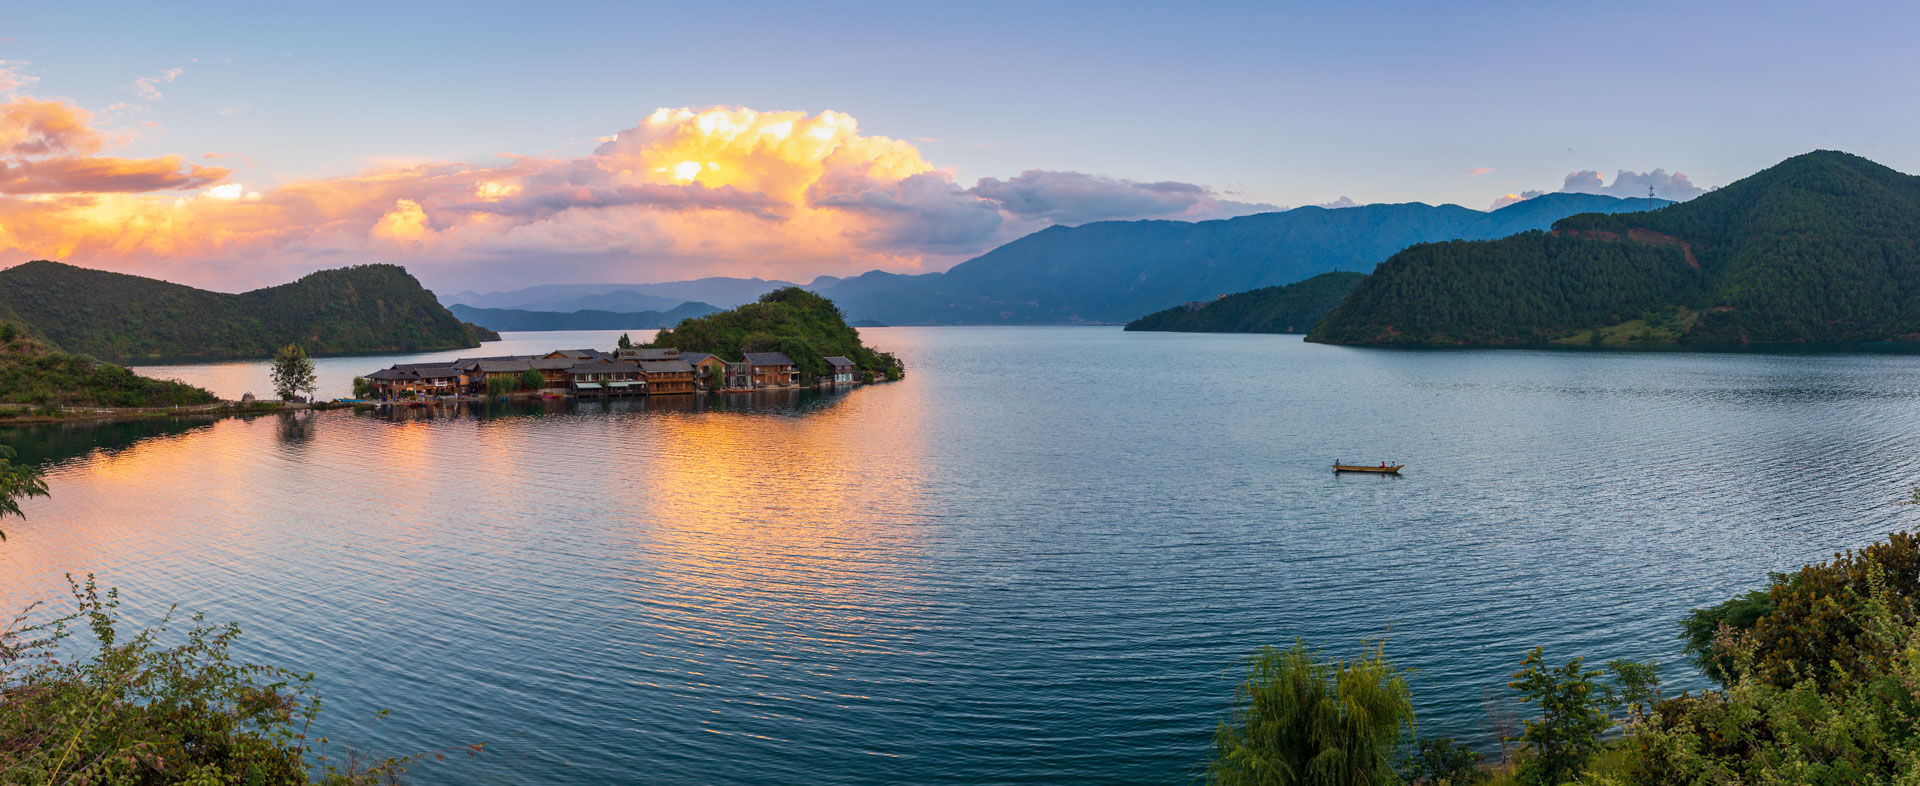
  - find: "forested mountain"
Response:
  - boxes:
[1124,272,1367,334]
[646,288,903,379]
[0,261,496,362]
[1308,151,1920,346]
[812,193,1665,325]
[449,301,720,331]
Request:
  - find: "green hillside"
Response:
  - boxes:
[0,322,216,408]
[0,261,498,361]
[1123,272,1366,334]
[450,301,720,331]
[1309,151,1920,346]
[645,288,904,379]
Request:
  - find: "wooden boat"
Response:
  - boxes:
[1333,463,1403,474]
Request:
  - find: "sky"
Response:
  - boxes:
[1,0,1916,292]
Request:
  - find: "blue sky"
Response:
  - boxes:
[1,0,1914,288]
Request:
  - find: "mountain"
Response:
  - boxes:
[446,277,799,311]
[0,320,217,408]
[0,261,495,362]
[1308,151,1920,347]
[647,288,904,380]
[1123,272,1367,334]
[449,301,721,331]
[811,193,1668,325]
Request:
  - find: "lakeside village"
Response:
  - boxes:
[358,347,869,402]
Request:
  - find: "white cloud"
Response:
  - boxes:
[127,67,183,100]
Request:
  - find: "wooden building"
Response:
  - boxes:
[682,352,726,390]
[822,356,857,385]
[742,352,799,388]
[639,359,697,395]
[569,361,641,396]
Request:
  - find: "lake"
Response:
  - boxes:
[6,326,1919,784]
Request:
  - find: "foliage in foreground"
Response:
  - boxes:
[0,577,479,784]
[0,444,48,541]
[1207,640,1415,785]
[645,288,904,379]
[1629,563,1920,784]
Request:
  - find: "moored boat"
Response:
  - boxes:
[1333,462,1403,474]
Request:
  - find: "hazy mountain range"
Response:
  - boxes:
[443,193,1668,327]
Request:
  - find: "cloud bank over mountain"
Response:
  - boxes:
[1490,168,1706,209]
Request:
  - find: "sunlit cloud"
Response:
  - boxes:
[0,61,38,95]
[126,67,183,100]
[0,97,1286,290]
[1466,167,1493,176]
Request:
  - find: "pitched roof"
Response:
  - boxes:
[531,358,575,370]
[546,349,602,359]
[620,348,681,361]
[570,361,639,374]
[365,368,413,380]
[681,351,715,366]
[639,360,695,374]
[743,352,794,366]
[409,366,464,379]
[823,356,856,367]
[474,358,535,373]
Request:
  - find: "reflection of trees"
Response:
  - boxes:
[275,411,316,444]
[0,417,218,468]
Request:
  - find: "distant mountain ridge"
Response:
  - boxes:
[809,192,1669,325]
[0,261,494,362]
[1308,150,1920,346]
[450,301,721,331]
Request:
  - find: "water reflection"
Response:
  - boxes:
[0,416,220,467]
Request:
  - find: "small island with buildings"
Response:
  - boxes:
[358,287,903,402]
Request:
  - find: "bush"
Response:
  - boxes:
[0,576,480,784]
[1208,640,1414,785]
[1403,738,1486,785]
[1507,648,1611,785]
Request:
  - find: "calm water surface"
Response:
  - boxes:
[8,327,1920,784]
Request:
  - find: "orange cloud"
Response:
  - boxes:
[0,100,1275,290]
[1466,167,1493,176]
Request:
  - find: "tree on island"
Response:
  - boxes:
[0,444,49,541]
[617,332,633,350]
[518,369,543,391]
[270,344,317,402]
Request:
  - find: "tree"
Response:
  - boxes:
[1208,640,1415,785]
[0,444,49,541]
[1508,648,1610,785]
[350,375,373,399]
[1403,738,1486,785]
[269,344,316,401]
[617,332,633,350]
[1679,586,1775,686]
[487,375,515,396]
[518,369,543,391]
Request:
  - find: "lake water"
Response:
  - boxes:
[7,327,1920,784]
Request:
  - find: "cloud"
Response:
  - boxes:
[968,169,1280,225]
[1489,168,1706,209]
[1316,196,1359,209]
[0,100,1294,289]
[0,96,230,194]
[1466,167,1493,176]
[0,61,37,95]
[127,68,183,100]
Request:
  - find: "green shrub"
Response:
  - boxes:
[1208,640,1414,785]
[1508,648,1611,785]
[0,576,482,784]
